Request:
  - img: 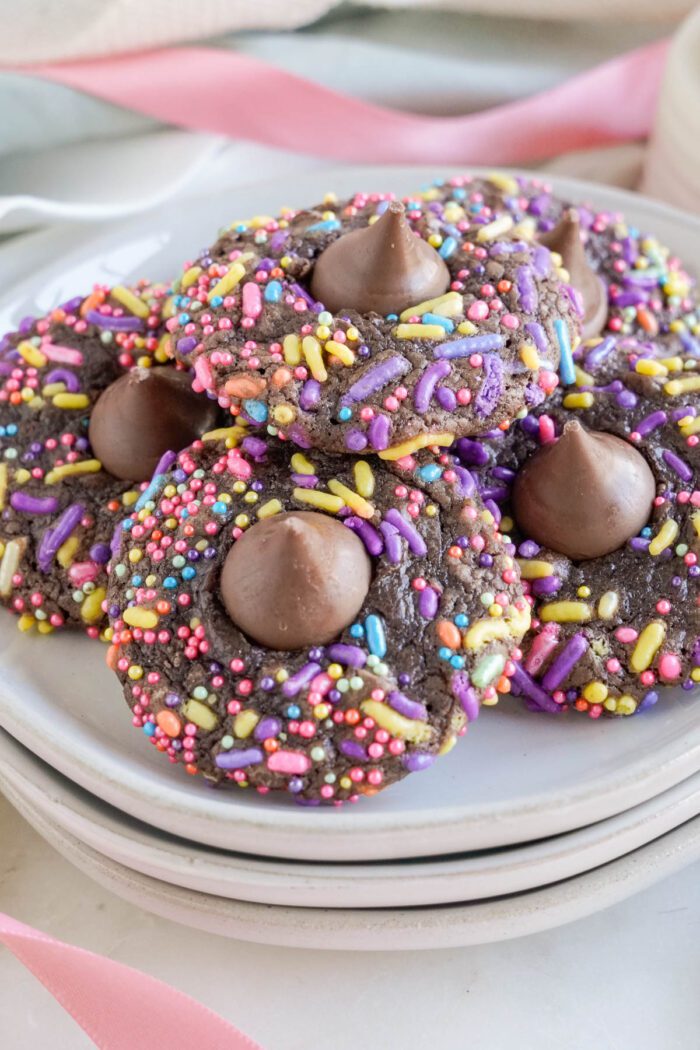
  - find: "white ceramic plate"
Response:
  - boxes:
[1,167,700,863]
[5,773,700,951]
[2,727,700,910]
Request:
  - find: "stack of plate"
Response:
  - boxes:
[1,168,700,951]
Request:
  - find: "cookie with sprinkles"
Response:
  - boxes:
[0,283,219,634]
[105,434,530,803]
[459,331,699,717]
[425,172,697,346]
[167,191,580,456]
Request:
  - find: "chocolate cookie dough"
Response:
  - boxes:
[0,283,218,634]
[167,190,580,455]
[106,434,530,802]
[459,331,700,717]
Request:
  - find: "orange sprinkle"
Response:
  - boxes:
[271,367,293,389]
[80,289,105,317]
[156,710,182,738]
[448,545,463,558]
[436,620,461,650]
[637,306,659,336]
[224,374,267,399]
[345,709,361,725]
[496,676,511,694]
[105,644,119,670]
[155,600,171,615]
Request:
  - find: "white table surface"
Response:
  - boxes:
[1,792,698,1050]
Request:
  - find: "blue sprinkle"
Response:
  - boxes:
[178,313,190,325]
[243,399,268,424]
[455,613,469,628]
[365,614,387,659]
[163,577,178,590]
[554,318,575,386]
[450,655,465,670]
[438,236,457,259]
[212,500,228,514]
[376,200,391,215]
[349,623,364,639]
[209,295,223,308]
[337,406,352,422]
[130,575,142,587]
[182,566,196,580]
[641,526,653,538]
[234,223,248,233]
[422,313,454,332]
[142,722,156,737]
[438,647,452,661]
[122,518,134,532]
[306,219,341,233]
[286,704,301,719]
[453,188,466,199]
[6,424,17,436]
[419,463,443,483]
[264,280,283,303]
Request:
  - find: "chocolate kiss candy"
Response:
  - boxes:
[309,201,450,316]
[512,420,656,560]
[540,209,608,340]
[220,511,372,650]
[89,367,219,482]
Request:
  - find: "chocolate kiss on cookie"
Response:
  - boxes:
[310,201,450,316]
[540,209,608,340]
[512,420,656,560]
[220,511,371,650]
[89,367,218,482]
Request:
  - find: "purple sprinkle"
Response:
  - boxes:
[165,692,181,708]
[638,691,659,712]
[327,644,367,668]
[402,752,436,772]
[254,718,281,741]
[341,740,368,761]
[672,405,696,421]
[662,449,693,481]
[629,537,650,552]
[269,230,289,251]
[282,663,321,697]
[89,543,111,565]
[384,508,427,557]
[413,359,451,412]
[153,450,178,479]
[344,516,383,556]
[492,466,515,481]
[176,335,198,355]
[634,410,667,437]
[342,356,411,404]
[531,576,562,596]
[510,664,561,713]
[367,414,391,451]
[583,336,616,371]
[287,424,312,449]
[37,502,85,572]
[532,245,552,278]
[680,331,700,357]
[541,633,589,692]
[612,290,647,308]
[299,379,321,411]
[215,748,264,770]
[10,493,59,515]
[419,586,439,620]
[524,321,547,354]
[516,266,538,313]
[434,334,504,360]
[474,354,504,417]
[484,499,500,522]
[454,437,490,466]
[379,521,402,563]
[450,672,480,721]
[111,523,123,558]
[59,295,84,314]
[452,465,476,498]
[85,310,143,332]
[388,691,428,721]
[481,484,509,503]
[291,473,318,488]
[616,388,638,409]
[45,368,81,392]
[290,283,317,308]
[435,385,457,411]
[241,436,267,460]
[528,194,551,218]
[344,428,369,452]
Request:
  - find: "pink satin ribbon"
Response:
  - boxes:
[0,912,263,1049]
[20,39,668,165]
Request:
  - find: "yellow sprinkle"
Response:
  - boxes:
[463,618,509,650]
[648,519,679,556]
[635,358,667,377]
[56,536,80,569]
[360,700,432,744]
[291,453,315,475]
[249,215,273,229]
[617,696,638,716]
[122,491,140,507]
[182,699,218,732]
[692,512,700,538]
[52,392,90,410]
[233,710,259,739]
[511,218,537,241]
[516,559,554,580]
[659,356,684,372]
[14,469,30,485]
[17,613,36,633]
[439,734,458,756]
[0,540,21,596]
[17,341,47,368]
[630,621,666,673]
[272,404,296,425]
[378,431,454,461]
[324,340,355,366]
[327,479,374,519]
[283,333,302,366]
[679,416,700,436]
[665,376,700,396]
[45,460,102,484]
[477,214,514,242]
[293,488,344,513]
[128,549,142,563]
[457,320,478,336]
[353,460,375,499]
[202,425,247,448]
[583,681,608,704]
[539,601,592,623]
[0,464,6,511]
[506,603,531,641]
[394,323,446,341]
[399,291,462,322]
[111,285,150,318]
[302,336,327,382]
[41,383,66,397]
[155,334,172,363]
[208,262,246,301]
[488,172,519,195]
[597,591,620,620]
[122,606,159,629]
[181,265,202,290]
[257,499,282,519]
[80,587,106,624]
[519,343,540,370]
[574,365,594,386]
[563,392,595,410]
[692,668,700,683]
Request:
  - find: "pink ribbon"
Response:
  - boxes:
[19,39,668,165]
[0,912,263,1049]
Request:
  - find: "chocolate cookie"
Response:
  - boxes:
[167,191,580,455]
[459,331,699,717]
[0,283,218,634]
[106,434,530,802]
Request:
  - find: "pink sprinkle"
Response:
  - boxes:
[267,750,311,775]
[658,653,682,681]
[193,355,213,388]
[467,301,489,322]
[501,314,520,330]
[68,561,100,586]
[539,415,556,444]
[241,281,262,319]
[41,342,84,365]
[615,627,638,644]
